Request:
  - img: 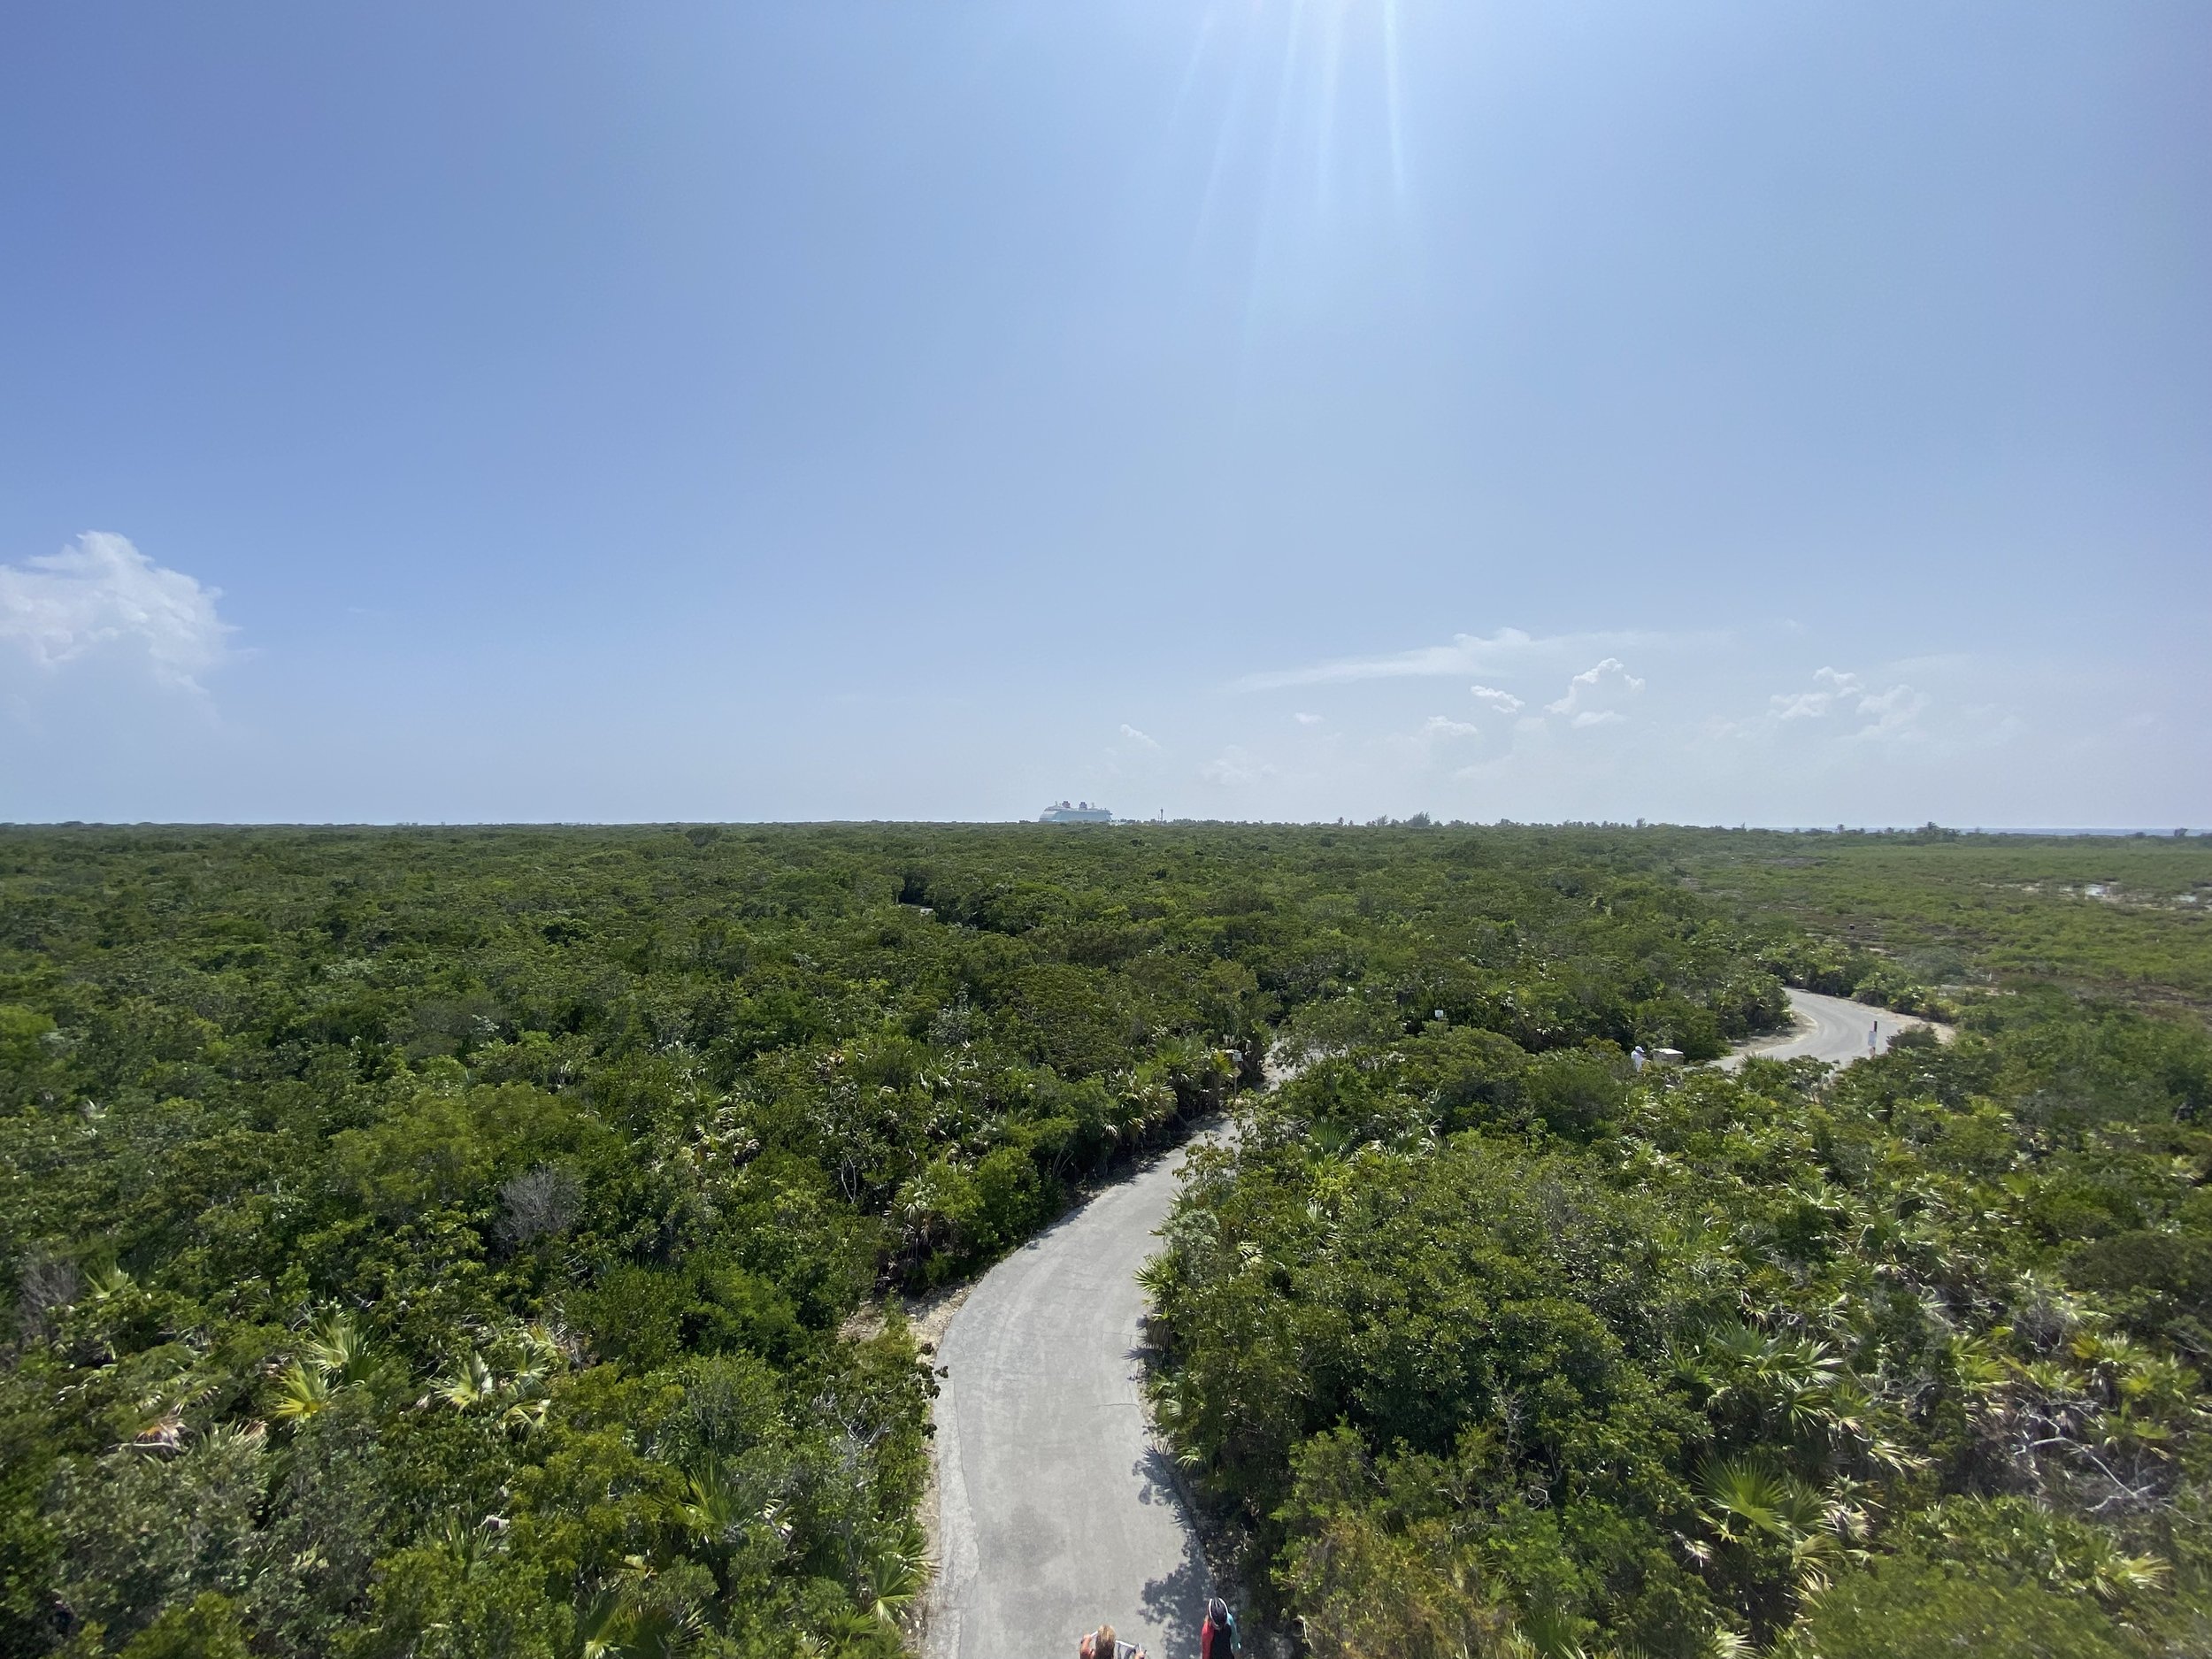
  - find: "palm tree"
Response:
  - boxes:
[666,1457,750,1569]
[1694,1455,1869,1604]
[269,1361,334,1423]
[429,1510,505,1576]
[301,1310,377,1385]
[852,1521,930,1626]
[431,1349,499,1411]
[571,1564,704,1659]
[268,1308,382,1423]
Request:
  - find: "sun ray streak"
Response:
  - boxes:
[1241,0,1312,357]
[1164,10,1219,144]
[1317,1,1346,219]
[1384,0,1408,199]
[1187,8,1265,280]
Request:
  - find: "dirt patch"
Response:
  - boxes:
[878,1279,974,1656]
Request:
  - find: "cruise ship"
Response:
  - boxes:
[1039,800,1112,824]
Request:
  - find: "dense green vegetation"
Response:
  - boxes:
[10,820,2205,1657]
[0,823,1782,1657]
[1147,830,2212,1657]
[1677,828,2212,1011]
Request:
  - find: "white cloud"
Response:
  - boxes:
[1118,723,1160,749]
[1770,666,1863,720]
[1757,667,1928,741]
[0,534,230,692]
[1293,711,1324,726]
[1233,627,1535,689]
[1847,682,1929,742]
[1199,746,1274,787]
[1233,626,1691,692]
[1547,658,1644,726]
[1421,715,1481,741]
[1469,683,1524,714]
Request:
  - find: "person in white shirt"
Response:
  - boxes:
[1079,1623,1146,1659]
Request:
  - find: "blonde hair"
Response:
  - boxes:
[1095,1626,1117,1658]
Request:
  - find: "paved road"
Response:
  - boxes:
[1717,987,1939,1071]
[928,1138,1215,1659]
[926,996,1936,1657]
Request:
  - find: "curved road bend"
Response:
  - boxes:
[928,1134,1217,1659]
[928,995,1936,1657]
[1717,987,1943,1071]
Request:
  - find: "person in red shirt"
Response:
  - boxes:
[1201,1598,1238,1659]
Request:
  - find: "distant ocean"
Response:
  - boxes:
[1803,827,2206,838]
[1968,827,2200,837]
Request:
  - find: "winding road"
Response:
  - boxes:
[926,989,1939,1659]
[1716,987,1941,1070]
[927,1136,1216,1659]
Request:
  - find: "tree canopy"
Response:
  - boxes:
[1146,831,2212,1657]
[0,822,1784,1656]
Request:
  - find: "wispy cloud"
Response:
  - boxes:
[1469,683,1524,714]
[1118,722,1160,749]
[1846,682,1929,742]
[0,533,231,692]
[1421,715,1481,741]
[1233,626,1681,692]
[1199,746,1274,786]
[1293,711,1324,726]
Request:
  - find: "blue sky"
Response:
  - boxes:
[2,2,2205,825]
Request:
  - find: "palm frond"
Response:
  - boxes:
[854,1521,932,1624]
[270,1360,334,1422]
[432,1349,498,1410]
[303,1310,377,1384]
[1699,1455,1790,1540]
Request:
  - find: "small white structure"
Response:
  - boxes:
[1040,799,1112,824]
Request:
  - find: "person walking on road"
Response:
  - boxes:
[1080,1622,1145,1659]
[1201,1598,1240,1659]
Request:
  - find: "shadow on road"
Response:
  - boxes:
[1134,1446,1210,1659]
